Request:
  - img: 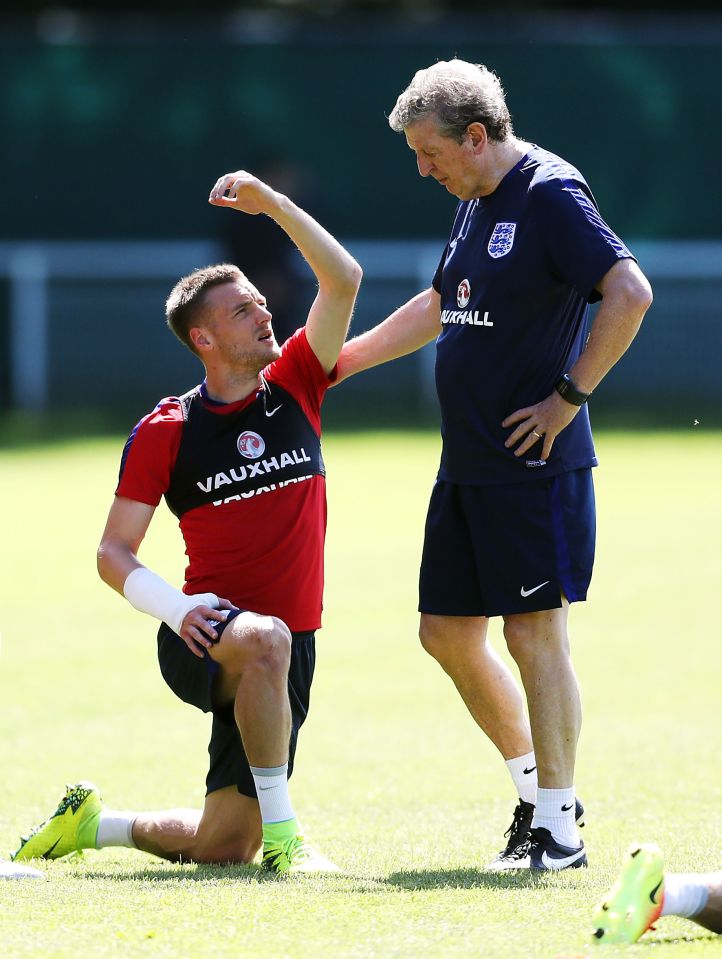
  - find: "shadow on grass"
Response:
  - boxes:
[384,867,588,891]
[80,863,278,884]
[649,931,722,945]
[78,864,378,889]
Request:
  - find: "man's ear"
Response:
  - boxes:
[466,121,488,153]
[189,326,213,353]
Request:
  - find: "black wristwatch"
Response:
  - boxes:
[555,373,591,406]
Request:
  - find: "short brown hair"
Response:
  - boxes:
[389,59,512,144]
[165,263,250,353]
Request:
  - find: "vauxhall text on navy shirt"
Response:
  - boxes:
[432,145,634,486]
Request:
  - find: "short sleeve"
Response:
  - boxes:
[532,178,635,303]
[116,399,185,506]
[432,243,449,293]
[263,328,334,433]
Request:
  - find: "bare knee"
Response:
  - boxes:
[418,614,487,668]
[419,615,447,661]
[222,614,292,676]
[252,616,292,673]
[503,612,569,668]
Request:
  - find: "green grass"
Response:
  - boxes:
[1,430,721,958]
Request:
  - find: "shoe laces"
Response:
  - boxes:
[499,801,534,858]
[56,784,93,815]
[504,801,534,843]
[263,834,310,869]
[284,834,311,865]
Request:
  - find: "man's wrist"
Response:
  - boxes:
[555,373,591,406]
[123,567,219,635]
[264,191,292,222]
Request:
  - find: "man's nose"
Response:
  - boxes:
[417,156,433,178]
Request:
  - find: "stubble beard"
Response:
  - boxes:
[220,339,281,375]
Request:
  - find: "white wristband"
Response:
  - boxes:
[123,567,219,635]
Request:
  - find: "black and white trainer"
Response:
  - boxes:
[528,827,587,870]
[487,799,535,871]
[487,798,586,871]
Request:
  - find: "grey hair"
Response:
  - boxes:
[388,59,512,143]
[165,263,251,354]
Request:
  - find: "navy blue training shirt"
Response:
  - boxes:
[432,144,634,486]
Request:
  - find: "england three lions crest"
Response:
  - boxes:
[488,222,517,259]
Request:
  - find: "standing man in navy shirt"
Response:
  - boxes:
[339,59,652,870]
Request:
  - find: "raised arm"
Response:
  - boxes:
[97,496,232,658]
[209,170,362,374]
[335,287,441,383]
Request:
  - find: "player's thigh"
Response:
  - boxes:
[462,469,595,617]
[419,480,486,616]
[192,785,262,863]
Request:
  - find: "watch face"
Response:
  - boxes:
[556,375,586,405]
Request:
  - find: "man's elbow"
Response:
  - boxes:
[330,259,363,297]
[631,273,653,315]
[96,541,110,583]
[618,262,653,317]
[342,259,363,293]
[96,540,120,587]
[602,261,653,316]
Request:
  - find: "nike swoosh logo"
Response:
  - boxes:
[649,880,663,903]
[520,581,550,598]
[541,846,586,870]
[265,405,283,417]
[523,766,537,775]
[43,836,63,859]
[258,784,279,791]
[561,803,574,812]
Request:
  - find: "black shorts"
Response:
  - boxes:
[157,609,316,799]
[419,469,596,618]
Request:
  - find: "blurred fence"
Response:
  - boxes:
[0,238,720,426]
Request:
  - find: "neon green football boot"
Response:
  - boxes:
[592,843,665,944]
[12,782,103,861]
[261,822,340,876]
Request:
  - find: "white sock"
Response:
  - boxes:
[531,787,579,846]
[250,763,295,825]
[505,751,537,805]
[661,875,710,918]
[95,810,137,849]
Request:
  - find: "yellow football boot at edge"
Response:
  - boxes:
[592,843,665,944]
[12,782,103,861]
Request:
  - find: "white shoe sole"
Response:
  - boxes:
[0,861,45,880]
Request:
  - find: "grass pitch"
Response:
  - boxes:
[1,429,721,959]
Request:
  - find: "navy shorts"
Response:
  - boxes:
[419,469,596,618]
[157,609,315,799]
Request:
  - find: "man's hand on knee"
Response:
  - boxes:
[179,598,235,658]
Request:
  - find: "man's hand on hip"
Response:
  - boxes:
[502,391,580,462]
